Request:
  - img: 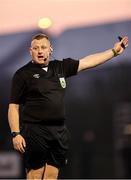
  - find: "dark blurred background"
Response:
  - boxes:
[0,0,131,179]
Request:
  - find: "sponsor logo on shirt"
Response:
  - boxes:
[33,74,40,78]
[59,77,66,88]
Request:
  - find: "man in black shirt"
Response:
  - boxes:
[8,34,128,179]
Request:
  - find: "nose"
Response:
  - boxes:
[38,48,43,54]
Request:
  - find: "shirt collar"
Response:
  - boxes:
[30,61,49,68]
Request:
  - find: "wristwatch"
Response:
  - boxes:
[11,132,20,138]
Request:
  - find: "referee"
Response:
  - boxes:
[8,34,128,179]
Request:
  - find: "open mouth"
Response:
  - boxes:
[38,55,44,59]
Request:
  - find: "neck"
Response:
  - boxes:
[31,61,49,67]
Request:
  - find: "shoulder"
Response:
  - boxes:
[50,58,79,65]
[63,58,79,64]
[50,59,62,65]
[12,61,32,82]
[62,58,79,69]
[14,61,31,76]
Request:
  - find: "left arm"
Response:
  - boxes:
[78,36,128,72]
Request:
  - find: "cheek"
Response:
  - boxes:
[45,48,50,53]
[46,50,51,55]
[31,52,37,57]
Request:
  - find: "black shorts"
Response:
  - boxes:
[21,122,70,170]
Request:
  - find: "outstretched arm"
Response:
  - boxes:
[78,36,128,72]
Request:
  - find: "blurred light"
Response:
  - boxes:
[38,17,52,29]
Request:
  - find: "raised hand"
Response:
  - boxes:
[113,36,128,55]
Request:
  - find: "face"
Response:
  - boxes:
[30,38,51,65]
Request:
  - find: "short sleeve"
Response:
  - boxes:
[10,71,27,104]
[62,58,79,78]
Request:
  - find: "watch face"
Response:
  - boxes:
[12,132,20,137]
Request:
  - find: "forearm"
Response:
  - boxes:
[78,36,128,72]
[78,48,114,71]
[8,103,20,132]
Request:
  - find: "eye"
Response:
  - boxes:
[41,46,47,50]
[33,47,38,50]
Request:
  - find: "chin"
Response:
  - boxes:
[38,61,45,64]
[36,59,45,64]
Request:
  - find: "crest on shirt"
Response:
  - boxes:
[59,77,66,88]
[33,74,40,78]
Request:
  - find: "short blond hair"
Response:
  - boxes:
[31,33,49,41]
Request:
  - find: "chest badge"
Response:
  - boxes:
[59,77,66,88]
[33,74,40,78]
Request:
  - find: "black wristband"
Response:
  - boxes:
[112,49,118,57]
[11,132,20,138]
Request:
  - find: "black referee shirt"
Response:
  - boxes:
[10,58,79,123]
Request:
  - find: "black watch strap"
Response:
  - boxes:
[11,132,20,138]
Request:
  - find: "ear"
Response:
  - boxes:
[50,45,53,54]
[29,47,32,56]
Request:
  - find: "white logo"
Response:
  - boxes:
[33,74,40,78]
[65,158,68,165]
[59,77,66,88]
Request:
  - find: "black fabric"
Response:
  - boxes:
[21,123,70,169]
[10,59,79,123]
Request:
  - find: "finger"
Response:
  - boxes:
[14,142,25,153]
[14,144,21,152]
[22,138,26,148]
[16,145,25,153]
[19,143,25,153]
[122,38,128,48]
[118,36,128,49]
[19,147,25,153]
[122,37,128,42]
